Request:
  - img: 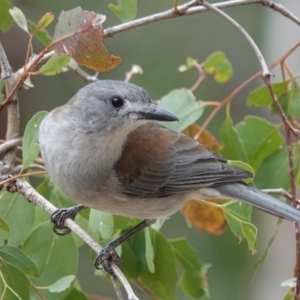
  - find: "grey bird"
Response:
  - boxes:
[39,80,300,272]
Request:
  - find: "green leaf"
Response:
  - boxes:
[252,219,282,275]
[0,245,40,277]
[255,147,298,190]
[227,160,254,183]
[120,241,140,278]
[171,238,208,299]
[0,218,10,232]
[141,230,177,300]
[108,0,137,23]
[28,19,52,46]
[220,114,248,162]
[9,6,28,33]
[22,111,48,170]
[0,261,30,300]
[287,80,300,118]
[178,57,197,72]
[64,288,89,300]
[37,176,77,209]
[157,88,204,132]
[222,201,257,253]
[203,51,233,83]
[0,79,4,103]
[38,54,70,76]
[235,116,284,171]
[23,222,78,299]
[126,229,149,274]
[0,0,13,32]
[283,288,295,300]
[88,209,114,241]
[145,227,155,273]
[0,191,35,246]
[35,12,54,32]
[42,275,75,293]
[247,81,288,107]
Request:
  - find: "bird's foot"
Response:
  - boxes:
[94,244,122,276]
[51,205,86,235]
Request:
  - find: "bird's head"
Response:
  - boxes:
[72,80,178,133]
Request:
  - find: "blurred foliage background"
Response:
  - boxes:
[1,0,299,299]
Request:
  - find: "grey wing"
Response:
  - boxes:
[114,123,251,197]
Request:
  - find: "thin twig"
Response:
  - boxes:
[103,0,300,38]
[262,188,300,203]
[124,65,143,83]
[0,138,22,156]
[67,61,99,82]
[260,0,300,26]
[200,0,270,76]
[0,40,20,175]
[3,179,139,300]
[193,40,300,139]
[0,42,13,79]
[190,62,205,92]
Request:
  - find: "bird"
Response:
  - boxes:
[39,80,300,273]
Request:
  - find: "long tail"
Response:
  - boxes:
[214,182,300,223]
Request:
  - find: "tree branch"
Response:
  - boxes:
[3,179,139,300]
[0,40,20,175]
[103,0,300,38]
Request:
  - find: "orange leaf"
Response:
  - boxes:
[52,7,121,72]
[181,200,227,235]
[182,123,221,152]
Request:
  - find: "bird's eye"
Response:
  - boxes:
[111,97,124,109]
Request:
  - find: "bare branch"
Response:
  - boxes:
[0,138,22,156]
[0,41,13,79]
[3,179,139,300]
[103,0,300,38]
[260,0,300,26]
[124,65,143,83]
[200,0,270,76]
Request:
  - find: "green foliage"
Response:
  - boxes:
[0,191,35,246]
[109,0,137,23]
[28,19,52,46]
[22,111,48,170]
[222,201,257,253]
[0,0,13,32]
[140,230,177,300]
[235,116,284,171]
[42,275,75,293]
[0,261,30,300]
[0,80,4,104]
[203,51,233,83]
[38,54,70,76]
[9,6,28,33]
[0,246,40,277]
[158,88,204,132]
[220,114,248,162]
[88,209,114,241]
[171,238,209,299]
[1,3,299,300]
[247,80,300,118]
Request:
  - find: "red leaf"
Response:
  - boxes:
[52,7,121,72]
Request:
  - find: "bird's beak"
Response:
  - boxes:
[138,103,179,122]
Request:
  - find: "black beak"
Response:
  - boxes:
[138,104,178,122]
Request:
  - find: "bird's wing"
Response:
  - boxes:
[114,122,251,197]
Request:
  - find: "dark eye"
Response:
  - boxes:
[111,97,124,108]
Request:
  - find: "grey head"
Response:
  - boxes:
[74,80,178,133]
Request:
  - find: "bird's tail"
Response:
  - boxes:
[214,182,300,223]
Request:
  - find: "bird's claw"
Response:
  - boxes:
[51,208,76,235]
[94,245,122,276]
